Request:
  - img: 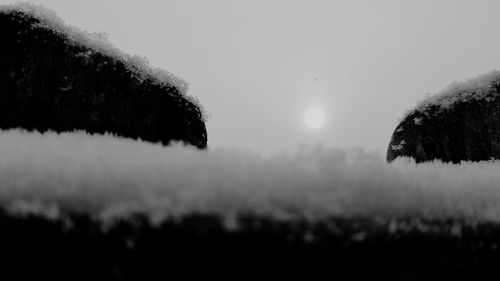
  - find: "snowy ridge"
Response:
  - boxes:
[406,70,500,117]
[2,129,500,227]
[0,2,190,96]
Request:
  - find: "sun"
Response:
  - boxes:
[303,106,326,130]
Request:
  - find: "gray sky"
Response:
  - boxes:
[5,0,500,155]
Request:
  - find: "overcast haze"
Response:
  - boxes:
[3,0,500,155]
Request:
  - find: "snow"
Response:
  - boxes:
[406,70,500,117]
[390,140,406,151]
[2,129,500,227]
[0,2,191,98]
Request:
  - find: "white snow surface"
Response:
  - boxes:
[407,70,500,117]
[0,2,191,98]
[1,129,500,226]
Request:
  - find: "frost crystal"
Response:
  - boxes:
[391,140,406,151]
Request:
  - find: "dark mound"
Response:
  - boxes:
[387,72,500,163]
[0,7,207,148]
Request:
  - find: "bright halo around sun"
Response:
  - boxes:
[303,106,326,130]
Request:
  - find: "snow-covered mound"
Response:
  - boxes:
[388,70,500,163]
[0,3,207,148]
[2,129,500,227]
[0,2,189,95]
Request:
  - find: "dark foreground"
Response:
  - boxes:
[0,211,498,280]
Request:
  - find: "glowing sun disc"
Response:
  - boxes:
[303,106,326,130]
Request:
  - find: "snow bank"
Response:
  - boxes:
[0,2,189,96]
[1,129,500,226]
[407,70,500,117]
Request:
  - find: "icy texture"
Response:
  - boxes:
[390,140,405,151]
[0,2,190,96]
[2,130,500,226]
[407,70,500,117]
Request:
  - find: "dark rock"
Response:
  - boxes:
[387,72,500,163]
[0,6,207,148]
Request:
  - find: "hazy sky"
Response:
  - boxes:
[4,0,500,155]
